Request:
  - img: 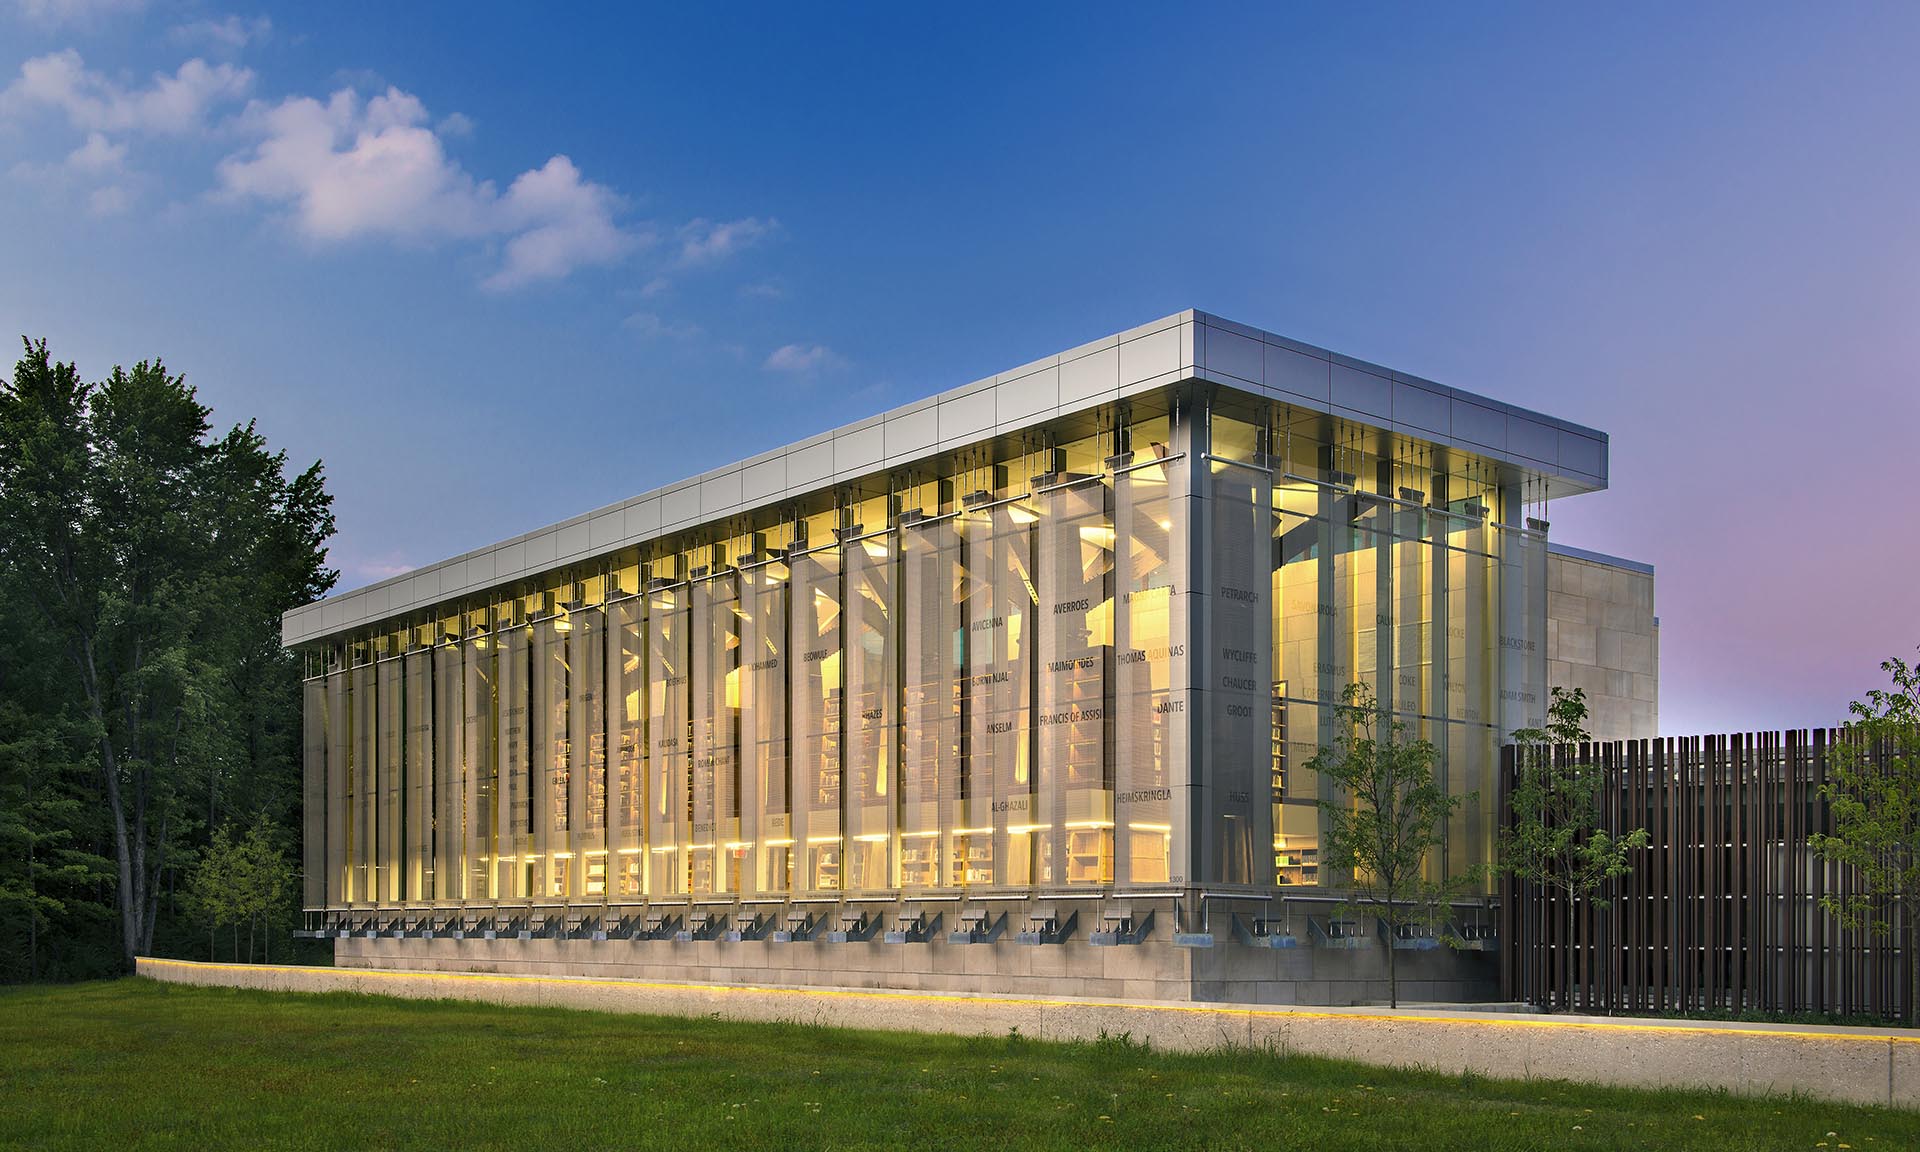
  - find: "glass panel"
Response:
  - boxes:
[609,599,645,900]
[1204,458,1272,886]
[962,504,1036,888]
[326,668,350,906]
[1113,453,1184,888]
[690,573,740,896]
[790,545,843,894]
[1036,478,1114,888]
[739,562,790,897]
[900,517,962,891]
[379,657,406,905]
[646,585,690,898]
[351,661,376,905]
[404,649,434,902]
[433,643,463,905]
[571,607,609,901]
[463,630,497,903]
[495,625,532,903]
[302,676,327,909]
[844,531,896,893]
[531,619,567,901]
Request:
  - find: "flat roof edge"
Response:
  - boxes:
[1547,541,1654,576]
[284,310,1615,647]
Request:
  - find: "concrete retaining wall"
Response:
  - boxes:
[136,957,1919,1109]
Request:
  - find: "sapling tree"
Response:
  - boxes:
[1811,650,1920,1025]
[1502,686,1649,1010]
[1309,682,1479,1009]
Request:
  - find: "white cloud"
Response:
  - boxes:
[0,50,253,135]
[215,84,641,289]
[435,111,473,138]
[169,14,271,51]
[8,128,136,214]
[10,0,144,29]
[65,129,125,173]
[765,343,842,373]
[486,155,636,290]
[86,182,131,214]
[677,215,776,267]
[622,311,702,341]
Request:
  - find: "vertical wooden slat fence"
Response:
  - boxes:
[1498,730,1912,1020]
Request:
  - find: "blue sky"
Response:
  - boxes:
[3,2,1915,733]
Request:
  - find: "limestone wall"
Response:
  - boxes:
[1546,546,1658,740]
[320,898,1496,1007]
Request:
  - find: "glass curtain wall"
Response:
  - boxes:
[739,558,790,896]
[404,645,434,902]
[609,597,645,900]
[1111,438,1185,889]
[301,674,327,910]
[961,501,1036,888]
[789,541,843,894]
[432,639,462,905]
[495,613,532,904]
[844,523,897,893]
[1203,455,1273,887]
[900,514,962,890]
[1035,477,1114,888]
[462,619,497,904]
[646,583,690,899]
[300,391,1550,912]
[570,605,609,900]
[690,571,741,896]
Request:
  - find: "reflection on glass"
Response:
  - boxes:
[844,531,896,892]
[646,585,689,898]
[790,545,843,894]
[740,561,790,896]
[901,517,961,890]
[1036,478,1114,886]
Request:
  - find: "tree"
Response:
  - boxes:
[0,339,335,971]
[0,699,114,980]
[1501,686,1649,1010]
[1308,682,1480,1009]
[1811,650,1920,1025]
[184,824,241,961]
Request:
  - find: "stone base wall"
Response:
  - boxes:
[330,898,1498,1005]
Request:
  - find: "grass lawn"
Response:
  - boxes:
[0,979,1913,1150]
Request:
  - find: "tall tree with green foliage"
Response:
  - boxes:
[1308,682,1479,1008]
[0,338,335,972]
[1502,686,1649,1010]
[1811,650,1920,1025]
[0,699,114,980]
